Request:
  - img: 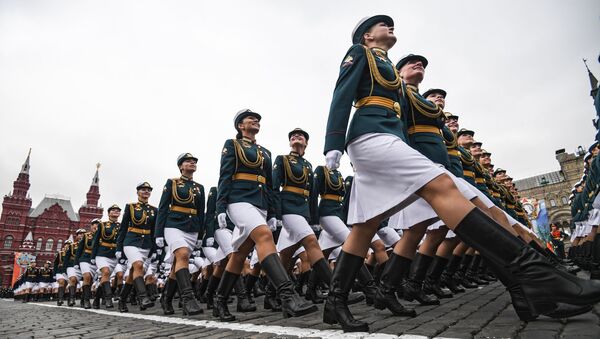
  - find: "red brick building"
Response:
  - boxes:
[0,150,103,287]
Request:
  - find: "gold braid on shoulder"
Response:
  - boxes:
[324,167,343,191]
[234,139,264,170]
[460,149,475,166]
[363,46,401,93]
[283,155,308,185]
[405,85,444,119]
[130,203,147,226]
[172,180,194,204]
[442,130,458,149]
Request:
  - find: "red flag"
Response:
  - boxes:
[11,252,21,287]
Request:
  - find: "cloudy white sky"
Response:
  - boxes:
[1,0,599,216]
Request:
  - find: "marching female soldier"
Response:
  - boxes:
[75,219,100,309]
[91,204,121,309]
[116,182,157,312]
[155,153,205,316]
[273,128,335,307]
[53,243,69,306]
[322,14,599,332]
[66,229,86,306]
[213,109,316,321]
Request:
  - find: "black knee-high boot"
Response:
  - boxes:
[118,283,132,312]
[213,271,238,321]
[263,280,281,311]
[439,255,466,293]
[403,253,440,305]
[82,285,92,309]
[102,281,114,308]
[175,269,203,316]
[485,257,593,321]
[323,251,369,332]
[261,253,317,318]
[196,277,209,302]
[234,275,256,312]
[160,278,177,315]
[465,255,488,285]
[355,264,378,305]
[305,269,325,304]
[134,277,154,310]
[454,254,477,288]
[57,285,65,306]
[244,274,258,304]
[92,286,101,309]
[375,253,418,315]
[423,256,453,298]
[67,285,76,307]
[205,276,220,309]
[455,208,600,314]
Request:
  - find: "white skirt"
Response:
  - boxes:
[377,226,401,247]
[96,256,117,271]
[319,216,351,249]
[329,246,342,261]
[80,262,98,278]
[203,246,219,264]
[227,202,268,251]
[165,228,198,254]
[67,267,82,280]
[346,133,445,224]
[215,228,234,257]
[114,263,126,274]
[55,273,67,281]
[427,220,446,231]
[277,214,315,251]
[124,246,150,264]
[593,194,600,209]
[588,209,600,226]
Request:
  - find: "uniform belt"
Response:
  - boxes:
[84,249,92,254]
[463,170,475,178]
[355,96,401,117]
[283,186,310,197]
[447,149,460,156]
[170,205,197,215]
[492,192,501,198]
[475,178,485,184]
[100,241,116,248]
[407,125,442,135]
[129,227,151,235]
[506,204,516,209]
[233,173,266,184]
[321,194,344,202]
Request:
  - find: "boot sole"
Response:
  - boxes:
[282,304,318,318]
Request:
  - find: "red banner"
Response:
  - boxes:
[11,252,21,287]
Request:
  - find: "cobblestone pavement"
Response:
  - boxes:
[2,279,600,338]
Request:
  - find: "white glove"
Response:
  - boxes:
[195,239,203,248]
[115,251,122,260]
[155,237,165,248]
[311,224,321,232]
[155,248,162,256]
[150,253,157,261]
[90,259,96,265]
[74,264,80,270]
[206,237,214,247]
[267,218,278,231]
[218,213,228,229]
[325,150,343,170]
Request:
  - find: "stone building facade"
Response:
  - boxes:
[0,151,103,287]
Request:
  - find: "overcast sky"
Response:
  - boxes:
[1,0,599,217]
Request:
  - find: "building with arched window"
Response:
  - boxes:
[514,148,586,232]
[0,151,103,288]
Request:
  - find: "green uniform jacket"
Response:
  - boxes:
[442,126,463,178]
[63,242,78,268]
[273,152,318,223]
[324,45,407,154]
[405,86,449,168]
[458,146,478,187]
[156,176,206,238]
[39,267,53,283]
[53,250,67,274]
[217,138,275,220]
[117,201,158,251]
[75,231,95,264]
[24,267,38,282]
[314,166,346,219]
[91,221,120,258]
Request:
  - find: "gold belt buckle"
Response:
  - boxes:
[393,101,401,117]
